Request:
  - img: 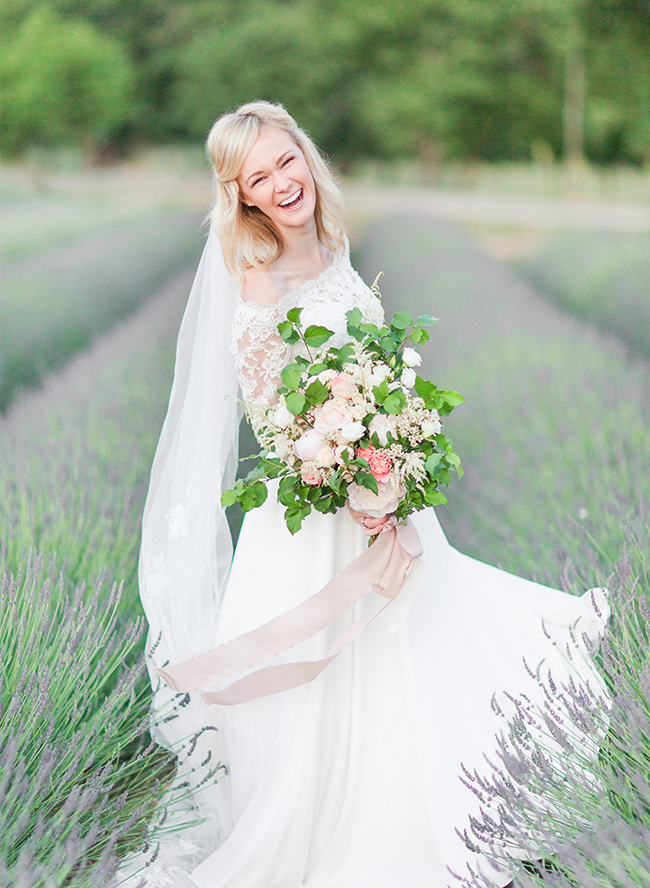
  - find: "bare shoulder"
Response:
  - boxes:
[240,268,287,305]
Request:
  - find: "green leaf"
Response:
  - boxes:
[220,489,237,508]
[277,320,300,344]
[313,495,334,513]
[424,453,443,474]
[414,376,436,400]
[240,481,268,512]
[308,362,329,375]
[286,307,302,325]
[285,391,307,415]
[391,311,413,329]
[355,471,378,494]
[442,390,465,407]
[359,323,380,337]
[380,336,398,354]
[424,488,447,507]
[346,307,363,329]
[304,379,330,405]
[372,378,390,404]
[304,325,335,348]
[416,314,438,327]
[383,390,406,414]
[281,365,302,390]
[285,504,311,535]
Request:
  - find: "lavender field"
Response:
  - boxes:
[1,173,650,885]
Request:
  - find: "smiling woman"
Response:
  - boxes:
[131,101,610,888]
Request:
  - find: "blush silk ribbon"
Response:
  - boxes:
[155,520,424,706]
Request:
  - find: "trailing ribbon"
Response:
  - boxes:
[155,520,424,706]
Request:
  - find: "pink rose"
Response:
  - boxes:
[356,444,375,464]
[314,399,353,431]
[293,429,324,461]
[300,462,323,486]
[329,373,357,399]
[368,450,393,483]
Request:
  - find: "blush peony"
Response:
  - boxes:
[347,479,405,518]
[316,446,337,467]
[314,399,353,431]
[293,429,324,461]
[329,373,357,399]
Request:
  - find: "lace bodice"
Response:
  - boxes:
[230,245,384,419]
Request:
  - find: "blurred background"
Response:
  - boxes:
[2,0,650,169]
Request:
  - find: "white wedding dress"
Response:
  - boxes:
[127,242,608,888]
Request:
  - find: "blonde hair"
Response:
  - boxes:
[206,101,346,279]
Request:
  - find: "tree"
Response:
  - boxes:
[1,4,135,157]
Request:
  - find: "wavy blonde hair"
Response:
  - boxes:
[206,101,346,280]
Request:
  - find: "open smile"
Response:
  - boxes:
[278,188,304,210]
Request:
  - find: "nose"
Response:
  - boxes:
[274,170,292,192]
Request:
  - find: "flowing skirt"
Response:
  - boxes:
[174,496,608,888]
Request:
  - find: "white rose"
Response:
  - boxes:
[341,421,365,442]
[369,364,391,387]
[317,368,337,383]
[369,414,398,446]
[401,367,416,388]
[347,480,405,518]
[402,347,422,367]
[421,416,442,438]
[273,404,294,428]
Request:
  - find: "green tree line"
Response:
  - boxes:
[1,0,649,165]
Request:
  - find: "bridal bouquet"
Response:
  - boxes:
[221,305,464,534]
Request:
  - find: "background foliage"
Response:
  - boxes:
[1,0,649,166]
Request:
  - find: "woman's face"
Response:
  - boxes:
[238,126,316,233]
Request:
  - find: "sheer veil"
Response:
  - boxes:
[139,227,242,750]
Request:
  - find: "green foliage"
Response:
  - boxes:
[2,0,650,163]
[1,5,136,155]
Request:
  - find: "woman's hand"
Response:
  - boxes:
[347,504,395,537]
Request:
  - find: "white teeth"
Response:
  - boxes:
[279,188,302,207]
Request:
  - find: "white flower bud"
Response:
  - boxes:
[401,367,417,388]
[402,347,422,367]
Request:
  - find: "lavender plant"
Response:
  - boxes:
[0,555,170,886]
[1,209,201,410]
[0,266,191,613]
[436,335,650,887]
[454,540,650,888]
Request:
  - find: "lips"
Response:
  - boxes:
[278,188,304,210]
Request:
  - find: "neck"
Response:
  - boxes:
[275,220,327,272]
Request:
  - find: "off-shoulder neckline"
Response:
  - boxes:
[237,246,346,309]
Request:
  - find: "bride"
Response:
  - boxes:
[136,101,609,888]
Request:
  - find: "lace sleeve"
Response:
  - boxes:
[230,299,289,426]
